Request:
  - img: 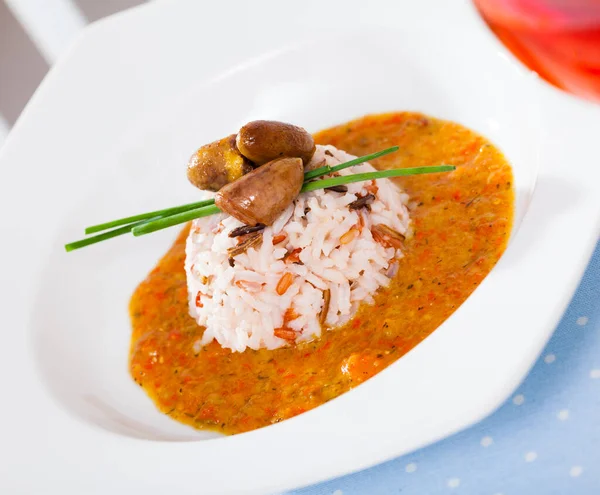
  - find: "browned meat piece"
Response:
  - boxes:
[215,157,303,226]
[187,134,253,191]
[236,120,315,166]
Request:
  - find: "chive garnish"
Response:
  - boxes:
[65,145,455,251]
[86,148,398,235]
[301,165,455,193]
[127,166,455,237]
[85,199,215,234]
[65,216,161,251]
[132,204,221,236]
[303,146,399,181]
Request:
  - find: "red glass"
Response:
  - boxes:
[474,0,600,102]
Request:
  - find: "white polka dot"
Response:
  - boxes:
[570,466,583,477]
[447,478,460,488]
[576,316,589,326]
[544,354,556,364]
[590,369,600,379]
[513,394,525,405]
[332,490,343,495]
[525,451,538,462]
[558,409,569,420]
[480,436,493,447]
[405,463,417,473]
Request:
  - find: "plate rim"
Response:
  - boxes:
[1,0,600,493]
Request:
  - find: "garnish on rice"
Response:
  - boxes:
[65,130,453,251]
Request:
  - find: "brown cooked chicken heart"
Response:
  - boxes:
[187,134,253,192]
[236,120,315,166]
[215,157,304,226]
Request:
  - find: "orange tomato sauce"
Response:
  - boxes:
[129,112,514,434]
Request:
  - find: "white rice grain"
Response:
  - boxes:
[185,145,410,351]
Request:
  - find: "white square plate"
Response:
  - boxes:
[0,0,599,493]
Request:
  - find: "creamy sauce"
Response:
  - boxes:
[129,112,514,434]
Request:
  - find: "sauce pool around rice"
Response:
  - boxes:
[129,112,514,434]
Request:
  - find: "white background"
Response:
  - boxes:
[0,0,147,147]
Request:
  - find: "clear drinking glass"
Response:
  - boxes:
[474,0,600,102]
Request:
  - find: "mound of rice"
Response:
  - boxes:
[185,145,411,352]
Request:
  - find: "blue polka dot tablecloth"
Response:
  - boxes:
[287,239,600,495]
